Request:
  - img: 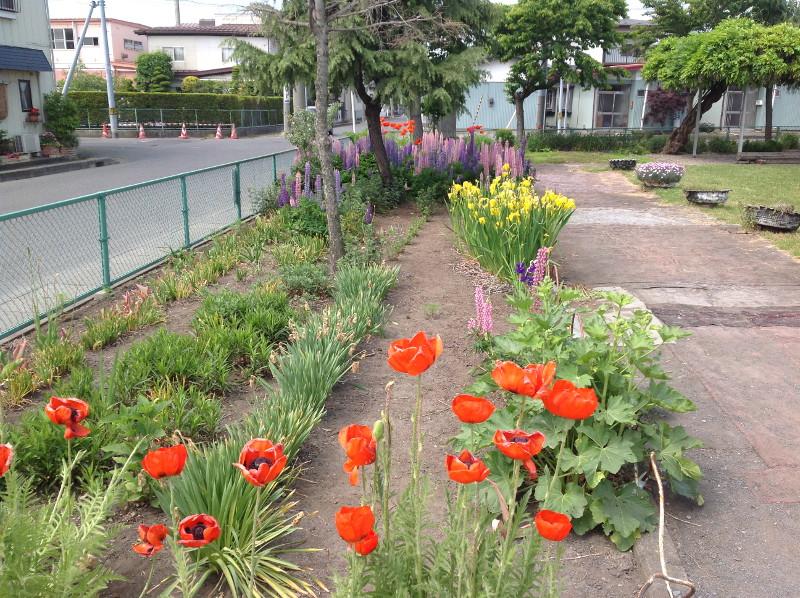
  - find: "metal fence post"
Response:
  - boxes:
[272,154,278,183]
[233,164,242,220]
[180,175,191,247]
[96,194,111,288]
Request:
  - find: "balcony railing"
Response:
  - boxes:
[603,47,643,65]
[0,0,20,12]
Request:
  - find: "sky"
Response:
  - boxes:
[48,0,647,27]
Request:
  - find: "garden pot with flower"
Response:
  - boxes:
[26,107,41,123]
[744,204,800,232]
[684,189,731,206]
[635,162,685,188]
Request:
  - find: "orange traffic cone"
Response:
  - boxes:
[215,124,223,140]
[179,123,189,140]
[138,124,146,140]
[230,123,238,140]
[101,123,110,138]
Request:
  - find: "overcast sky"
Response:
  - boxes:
[48,0,647,27]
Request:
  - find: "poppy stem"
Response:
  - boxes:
[544,432,567,505]
[412,374,424,587]
[137,560,156,598]
[250,485,262,591]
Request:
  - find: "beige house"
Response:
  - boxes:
[0,0,55,150]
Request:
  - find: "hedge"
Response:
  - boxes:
[69,91,282,126]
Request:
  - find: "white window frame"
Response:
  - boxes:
[221,46,235,63]
[51,28,75,50]
[124,39,144,51]
[160,47,185,61]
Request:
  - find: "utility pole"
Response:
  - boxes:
[98,0,118,137]
[61,1,98,96]
[174,0,181,25]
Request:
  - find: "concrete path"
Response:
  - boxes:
[543,164,800,597]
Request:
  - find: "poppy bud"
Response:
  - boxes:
[372,419,385,441]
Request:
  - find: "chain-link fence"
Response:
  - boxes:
[79,108,282,130]
[0,148,296,341]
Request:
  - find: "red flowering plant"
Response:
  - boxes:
[452,279,703,550]
[333,332,560,595]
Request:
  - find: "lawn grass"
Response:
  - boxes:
[527,150,649,165]
[626,163,800,256]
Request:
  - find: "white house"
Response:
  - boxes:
[0,0,55,149]
[134,19,273,82]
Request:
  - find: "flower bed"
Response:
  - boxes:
[635,162,685,188]
[448,168,575,279]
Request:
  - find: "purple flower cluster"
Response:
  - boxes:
[364,202,374,225]
[516,246,551,287]
[467,286,493,334]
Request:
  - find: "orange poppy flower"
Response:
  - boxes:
[353,529,379,555]
[335,505,375,543]
[0,444,13,477]
[45,396,90,439]
[387,331,443,376]
[338,425,376,486]
[445,450,490,484]
[542,380,598,420]
[493,429,545,480]
[178,514,221,548]
[491,361,555,398]
[451,394,495,424]
[132,523,169,557]
[414,139,422,146]
[233,439,287,487]
[535,509,572,541]
[142,444,188,480]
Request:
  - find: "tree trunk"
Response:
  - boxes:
[765,84,773,141]
[515,94,525,145]
[663,85,727,154]
[311,0,344,271]
[411,95,423,142]
[353,67,392,186]
[439,112,457,138]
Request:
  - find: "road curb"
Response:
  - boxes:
[0,156,117,182]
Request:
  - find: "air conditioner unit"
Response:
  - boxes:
[14,134,41,153]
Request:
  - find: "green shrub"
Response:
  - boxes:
[351,153,404,212]
[193,287,294,375]
[81,289,164,350]
[271,235,327,267]
[253,180,280,214]
[410,167,452,213]
[110,329,230,401]
[30,323,85,386]
[642,134,668,153]
[43,92,80,147]
[282,198,328,238]
[706,136,737,153]
[743,139,782,152]
[135,51,173,92]
[527,131,645,153]
[494,128,516,146]
[278,262,330,297]
[778,132,799,150]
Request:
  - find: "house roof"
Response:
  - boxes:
[0,45,52,72]
[174,66,235,78]
[134,24,262,37]
[50,17,148,29]
[619,18,651,28]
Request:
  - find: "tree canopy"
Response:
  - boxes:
[494,0,627,141]
[135,52,174,92]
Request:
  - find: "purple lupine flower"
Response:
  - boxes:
[467,286,493,334]
[517,247,551,287]
[315,173,323,197]
[364,202,374,224]
[278,173,289,207]
[292,172,301,207]
[303,161,312,196]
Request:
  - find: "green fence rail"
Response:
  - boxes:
[0,148,297,342]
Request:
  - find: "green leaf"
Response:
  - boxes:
[574,430,637,477]
[657,325,691,344]
[646,381,697,413]
[493,336,528,355]
[609,529,641,551]
[589,480,657,539]
[597,394,640,425]
[571,507,600,535]
[535,473,588,519]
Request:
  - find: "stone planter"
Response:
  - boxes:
[642,181,679,189]
[609,158,637,170]
[684,189,731,206]
[745,205,800,232]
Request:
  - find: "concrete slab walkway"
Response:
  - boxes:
[542,164,800,597]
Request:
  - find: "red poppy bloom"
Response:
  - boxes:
[387,331,443,376]
[338,425,376,486]
[491,361,555,399]
[45,396,90,439]
[233,439,287,487]
[414,139,422,146]
[445,450,490,484]
[335,505,375,543]
[542,380,599,420]
[353,529,379,555]
[535,509,572,541]
[178,514,221,548]
[451,394,495,424]
[132,523,169,557]
[142,444,188,480]
[493,429,545,480]
[0,444,13,477]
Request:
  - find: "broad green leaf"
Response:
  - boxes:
[646,381,697,413]
[535,474,588,519]
[609,529,641,551]
[597,394,640,426]
[493,336,529,355]
[575,431,637,477]
[657,325,691,343]
[571,507,600,536]
[589,480,657,539]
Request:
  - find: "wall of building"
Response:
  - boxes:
[148,35,272,76]
[0,0,55,139]
[51,19,147,80]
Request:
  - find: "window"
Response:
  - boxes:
[51,28,75,50]
[221,47,235,63]
[18,79,32,112]
[160,47,185,61]
[0,0,20,12]
[545,85,574,114]
[595,85,630,128]
[84,36,99,46]
[124,39,144,51]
